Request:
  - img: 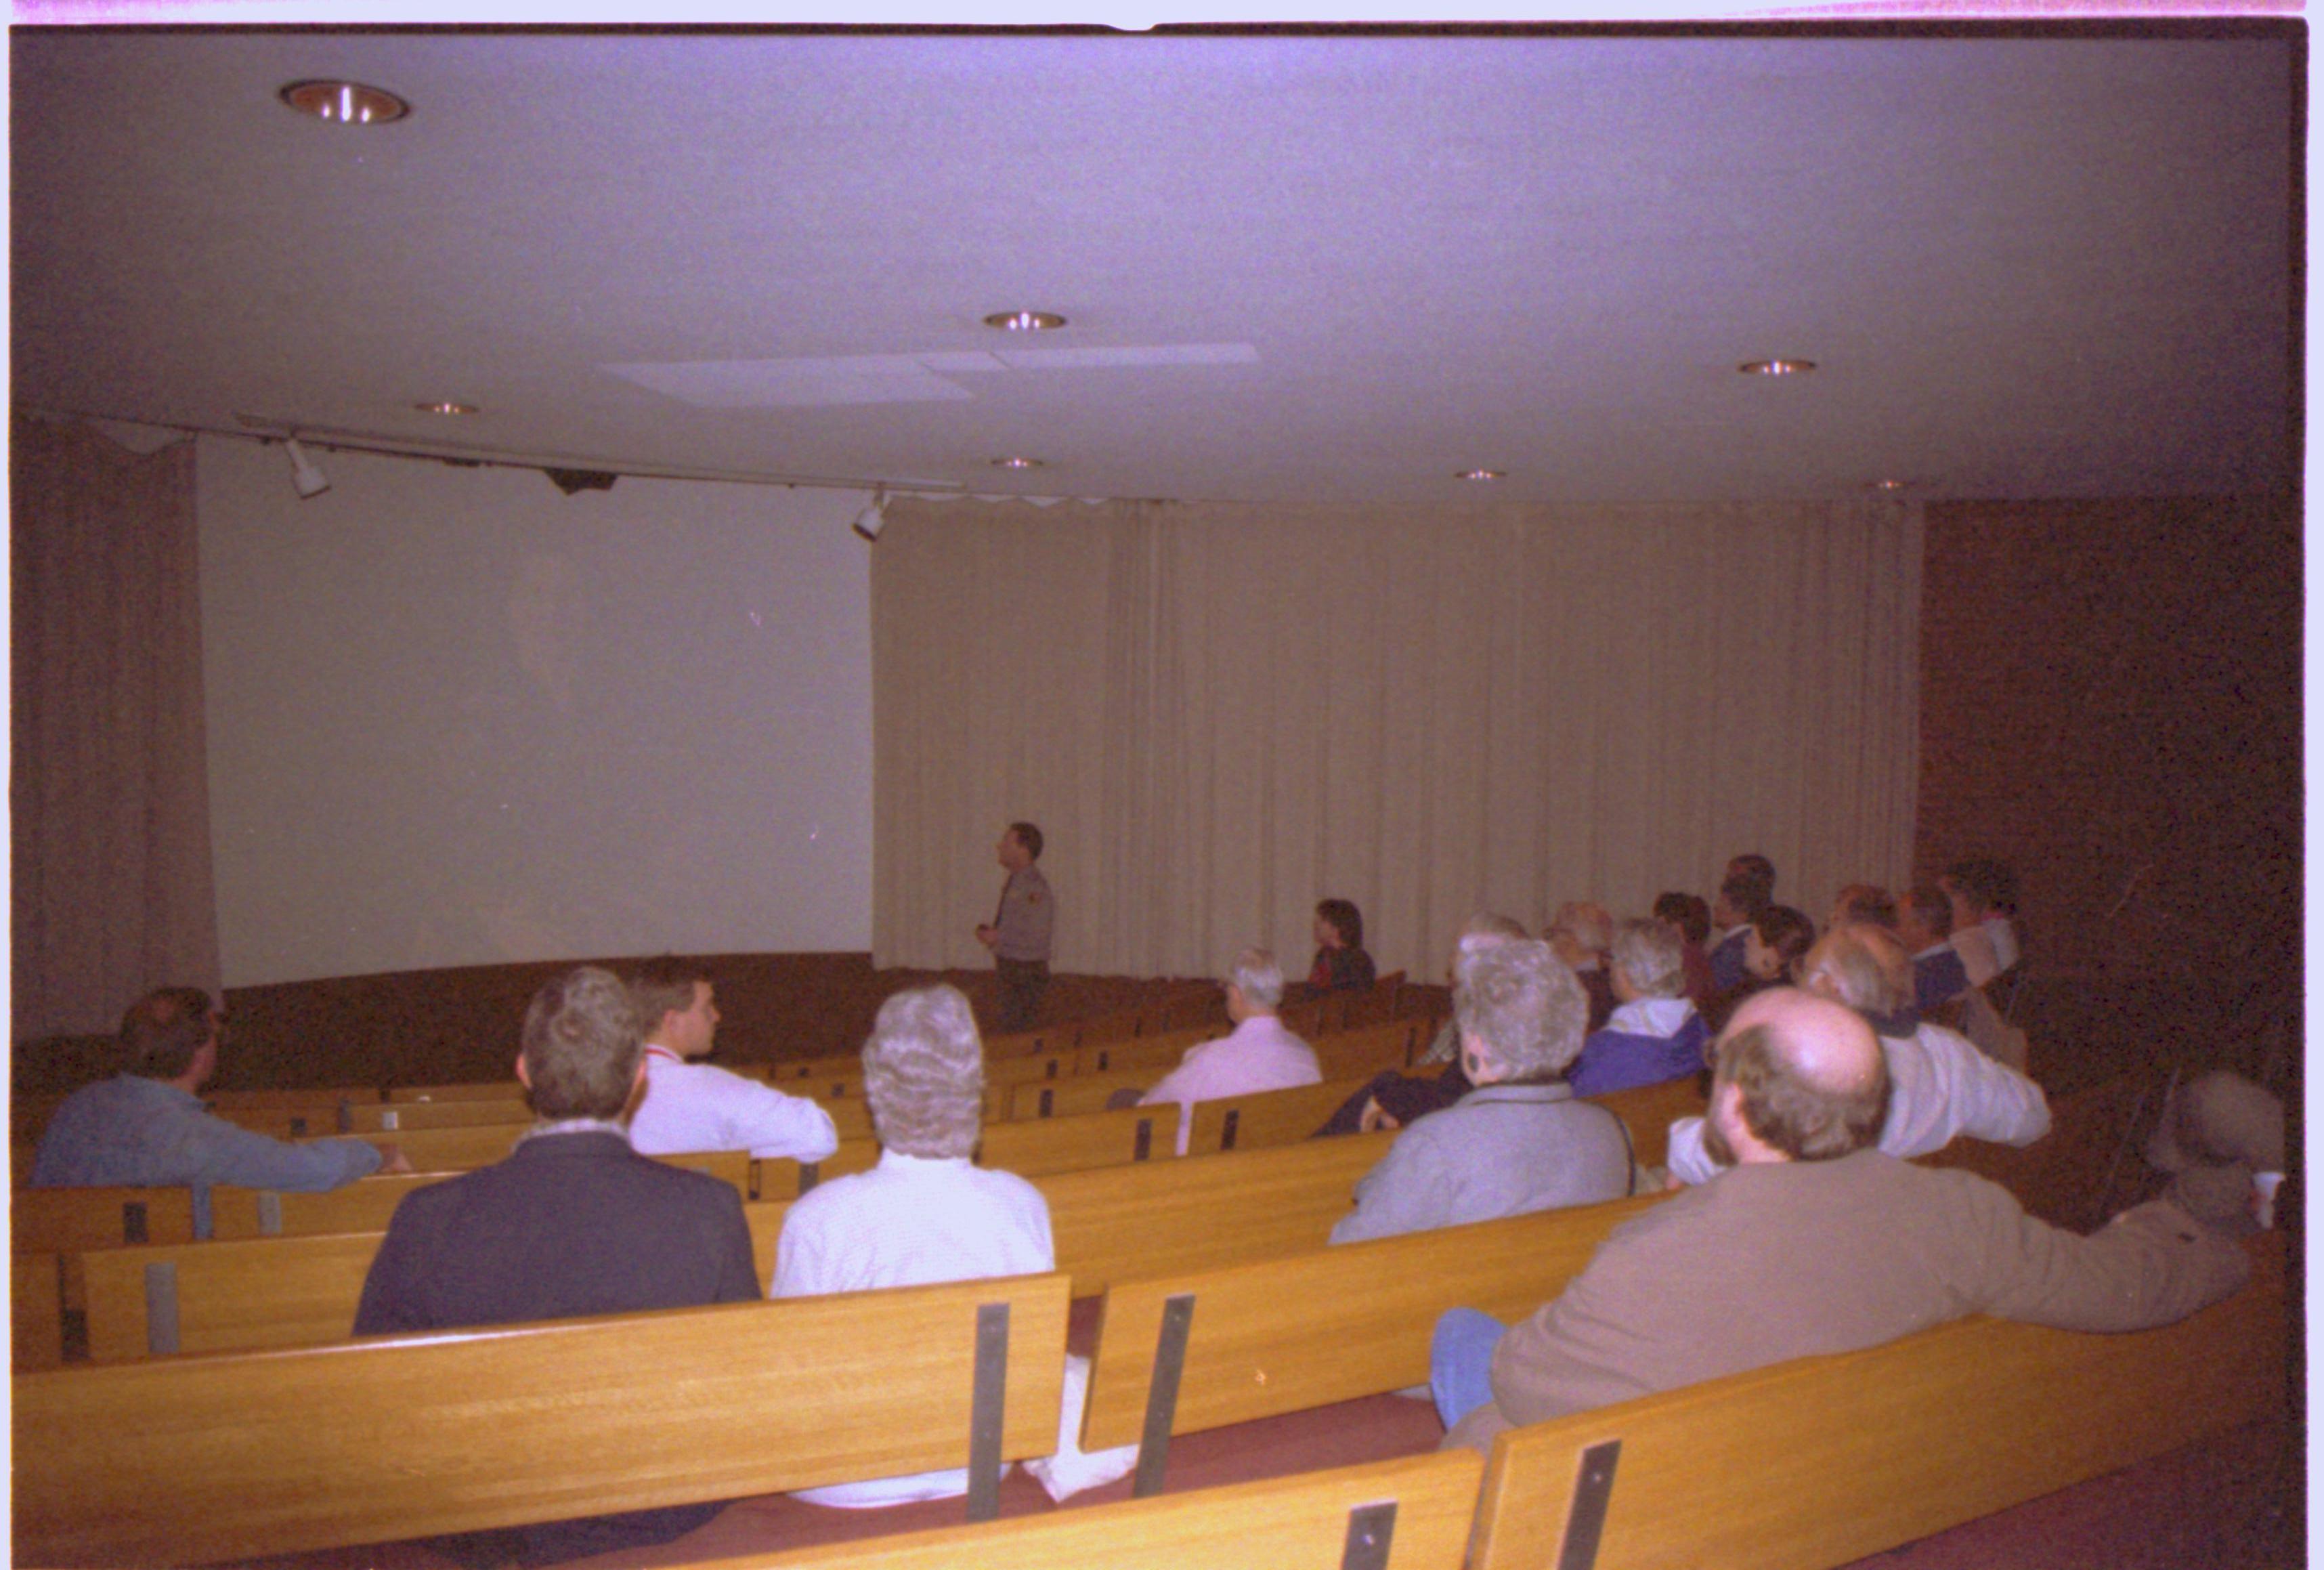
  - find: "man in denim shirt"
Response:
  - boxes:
[33,986,402,1191]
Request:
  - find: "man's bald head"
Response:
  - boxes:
[1710,988,1891,1163]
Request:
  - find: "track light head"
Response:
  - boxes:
[851,488,888,543]
[284,438,330,500]
[543,467,618,496]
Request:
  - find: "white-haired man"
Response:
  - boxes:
[1329,937,1632,1244]
[1432,989,2245,1449]
[1661,924,2049,1186]
[1139,949,1320,1155]
[773,984,1054,1508]
[1565,920,1711,1098]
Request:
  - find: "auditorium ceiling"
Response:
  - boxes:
[10,28,2298,507]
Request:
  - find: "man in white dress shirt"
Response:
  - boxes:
[624,958,839,1164]
[773,984,1054,1508]
[1140,948,1321,1155]
[1664,923,2049,1185]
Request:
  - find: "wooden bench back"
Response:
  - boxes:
[977,1103,1176,1176]
[689,1451,1484,1570]
[1468,1234,2287,1570]
[16,1273,1072,1566]
[1081,1191,1667,1449]
[86,1134,1394,1365]
[1041,1130,1388,1296]
[1310,1017,1421,1080]
[304,1120,522,1171]
[341,1097,532,1132]
[1185,1078,1374,1153]
[15,1183,200,1255]
[1585,1073,1708,1172]
[14,1251,64,1371]
[387,1079,523,1102]
[1069,1023,1227,1078]
[1009,1062,1170,1121]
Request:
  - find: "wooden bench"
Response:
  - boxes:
[1080,1193,1670,1485]
[679,1451,1484,1570]
[14,1251,64,1370]
[339,1096,532,1132]
[85,1132,1397,1364]
[299,1120,522,1171]
[1466,1233,2287,1570]
[16,1273,1073,1565]
[1071,1023,1231,1078]
[386,1078,525,1102]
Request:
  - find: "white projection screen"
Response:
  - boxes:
[196,439,873,986]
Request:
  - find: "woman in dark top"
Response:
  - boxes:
[1307,897,1377,992]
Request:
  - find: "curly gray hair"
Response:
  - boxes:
[1453,938,1587,1082]
[862,984,986,1159]
[1609,918,1685,1000]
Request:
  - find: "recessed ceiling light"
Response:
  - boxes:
[1871,478,1912,492]
[1457,469,1505,482]
[414,400,477,416]
[1740,359,1817,377]
[983,311,1067,332]
[991,457,1046,470]
[280,80,410,125]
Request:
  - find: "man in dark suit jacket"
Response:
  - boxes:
[354,965,759,1567]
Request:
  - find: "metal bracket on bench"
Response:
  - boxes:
[1556,1439,1621,1570]
[1048,1057,1063,1079]
[798,1162,821,1196]
[965,1301,1010,1523]
[337,1098,353,1132]
[122,1200,149,1245]
[257,1191,284,1236]
[1131,1291,1197,1498]
[1341,1500,1399,1570]
[144,1261,180,1355]
[1038,1087,1054,1118]
[1134,1118,1153,1162]
[1221,1109,1241,1151]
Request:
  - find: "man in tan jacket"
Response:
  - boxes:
[1434,988,2251,1449]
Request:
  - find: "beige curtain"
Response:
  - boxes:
[12,414,220,1038]
[873,496,1920,983]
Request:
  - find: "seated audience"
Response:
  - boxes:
[1566,920,1711,1097]
[1315,914,1528,1138]
[625,956,839,1162]
[1705,858,1776,990]
[1329,937,1631,1244]
[1545,901,1618,1032]
[1652,891,1715,1007]
[353,966,759,1562]
[1828,883,1897,931]
[2146,1069,2286,1235]
[1700,904,1815,1033]
[34,986,405,1191]
[1430,988,2249,1447]
[1304,897,1377,992]
[1139,948,1320,1154]
[1664,925,2048,1184]
[1941,856,2022,988]
[1897,883,1967,1011]
[773,984,1054,1507]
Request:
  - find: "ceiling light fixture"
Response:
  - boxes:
[991,457,1045,470]
[1740,359,1817,377]
[284,438,330,500]
[279,80,411,125]
[414,400,477,416]
[851,488,888,543]
[1457,469,1506,482]
[543,467,618,496]
[1871,478,1914,492]
[982,311,1067,332]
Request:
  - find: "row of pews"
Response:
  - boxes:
[13,977,2288,1568]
